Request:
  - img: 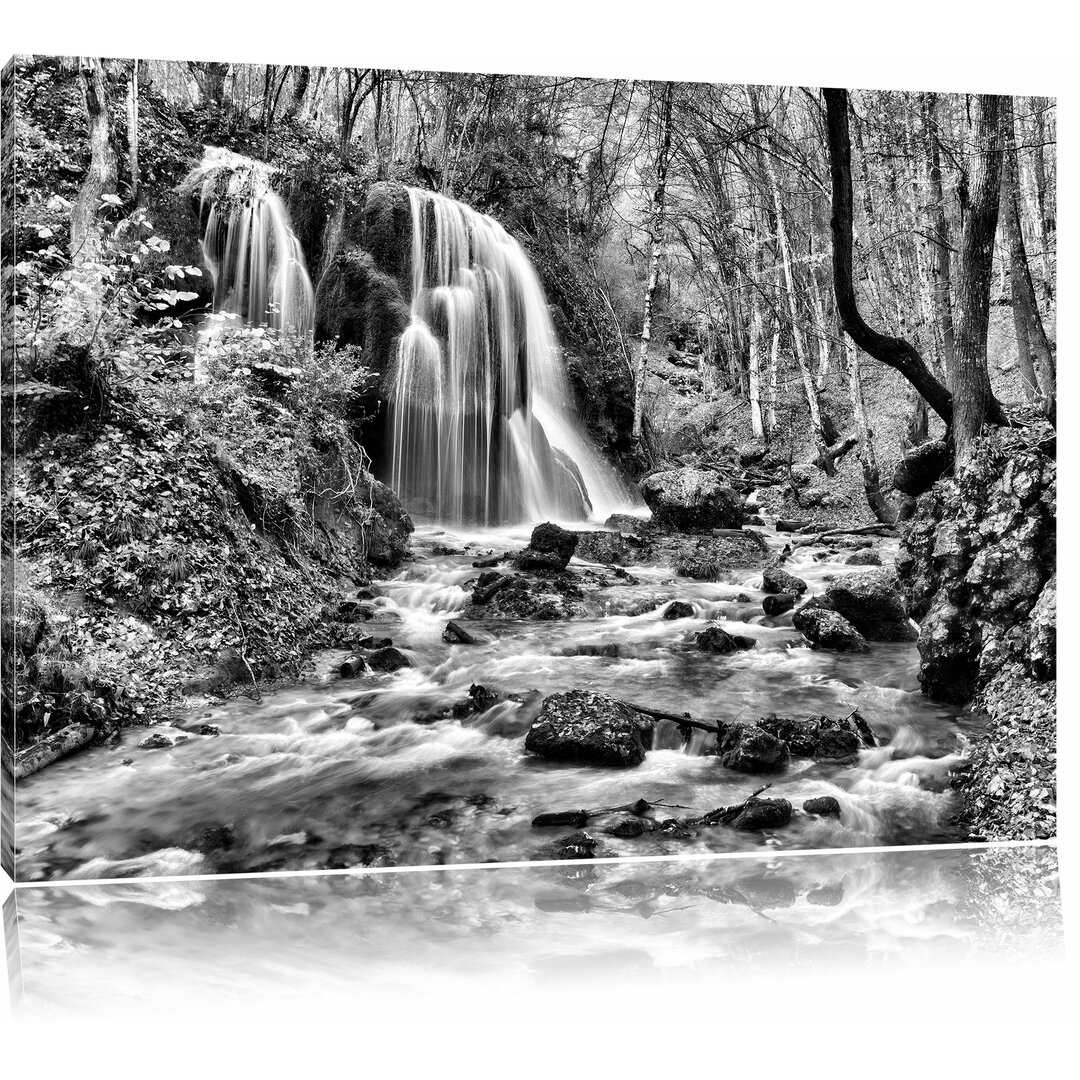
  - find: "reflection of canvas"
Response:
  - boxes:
[2,58,1056,882]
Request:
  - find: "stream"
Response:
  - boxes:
[15,523,973,880]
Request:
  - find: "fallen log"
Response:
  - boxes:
[775,518,811,532]
[339,656,367,678]
[442,619,481,645]
[531,796,689,828]
[472,575,514,605]
[14,723,95,780]
[808,433,859,471]
[710,528,748,538]
[472,555,503,568]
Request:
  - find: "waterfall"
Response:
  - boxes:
[191,147,314,339]
[388,187,640,527]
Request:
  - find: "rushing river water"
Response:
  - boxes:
[15,524,972,881]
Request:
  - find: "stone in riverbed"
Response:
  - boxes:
[842,549,882,566]
[792,601,869,653]
[525,690,648,768]
[696,625,756,654]
[515,522,579,571]
[138,732,175,749]
[762,565,808,595]
[803,796,842,817]
[605,817,650,838]
[824,569,917,642]
[758,711,876,758]
[730,796,792,831]
[718,725,789,773]
[575,530,634,566]
[366,646,412,672]
[640,467,742,531]
[663,600,695,620]
[532,810,589,828]
[762,592,795,616]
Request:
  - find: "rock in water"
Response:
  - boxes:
[762,593,795,616]
[842,549,882,566]
[367,646,412,672]
[515,522,580,571]
[138,733,174,750]
[803,796,842,817]
[792,601,870,653]
[575,530,634,566]
[640,467,743,531]
[663,600,695,620]
[524,690,648,768]
[355,476,415,568]
[757,712,875,757]
[762,565,808,595]
[696,625,756,654]
[718,725,790,773]
[824,569,917,642]
[731,797,792,831]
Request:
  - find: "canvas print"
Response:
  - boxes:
[0,58,1056,881]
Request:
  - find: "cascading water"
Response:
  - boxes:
[389,187,640,526]
[191,147,315,338]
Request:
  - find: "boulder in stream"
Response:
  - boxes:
[762,565,808,595]
[842,549,882,567]
[792,601,869,653]
[803,796,842,817]
[762,592,795,616]
[663,600,695,620]
[730,796,792,831]
[575,530,634,566]
[525,690,648,768]
[696,625,756,654]
[366,646,412,672]
[757,711,876,758]
[515,522,579,571]
[640,467,742,531]
[718,725,790,773]
[824,568,917,642]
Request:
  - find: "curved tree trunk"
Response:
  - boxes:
[824,88,953,426]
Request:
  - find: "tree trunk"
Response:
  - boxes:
[1002,98,1056,423]
[921,92,955,375]
[747,252,766,442]
[845,338,897,524]
[824,87,954,426]
[746,87,832,472]
[949,93,1004,462]
[632,81,674,448]
[125,60,139,200]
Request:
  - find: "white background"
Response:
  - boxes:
[1,3,1076,1075]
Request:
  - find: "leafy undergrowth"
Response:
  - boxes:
[953,670,1056,842]
[7,334,385,751]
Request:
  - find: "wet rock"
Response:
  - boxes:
[480,576,582,620]
[731,797,792,831]
[758,712,875,758]
[196,724,222,737]
[842,549,882,566]
[551,831,601,859]
[525,690,648,768]
[732,875,797,909]
[355,634,394,650]
[738,442,768,467]
[355,476,414,568]
[718,725,789,773]
[336,599,375,623]
[190,824,236,854]
[696,625,756,654]
[671,531,769,580]
[893,439,950,497]
[604,513,649,534]
[575,530,634,566]
[802,796,842,817]
[762,565,808,595]
[138,733,174,750]
[560,642,625,658]
[605,817,650,838]
[515,522,579,571]
[367,646,412,672]
[663,600,695,620]
[640,467,742,531]
[762,593,795,616]
[792,601,869,653]
[824,569,917,642]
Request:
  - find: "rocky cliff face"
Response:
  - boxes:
[896,427,1055,705]
[896,426,1056,841]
